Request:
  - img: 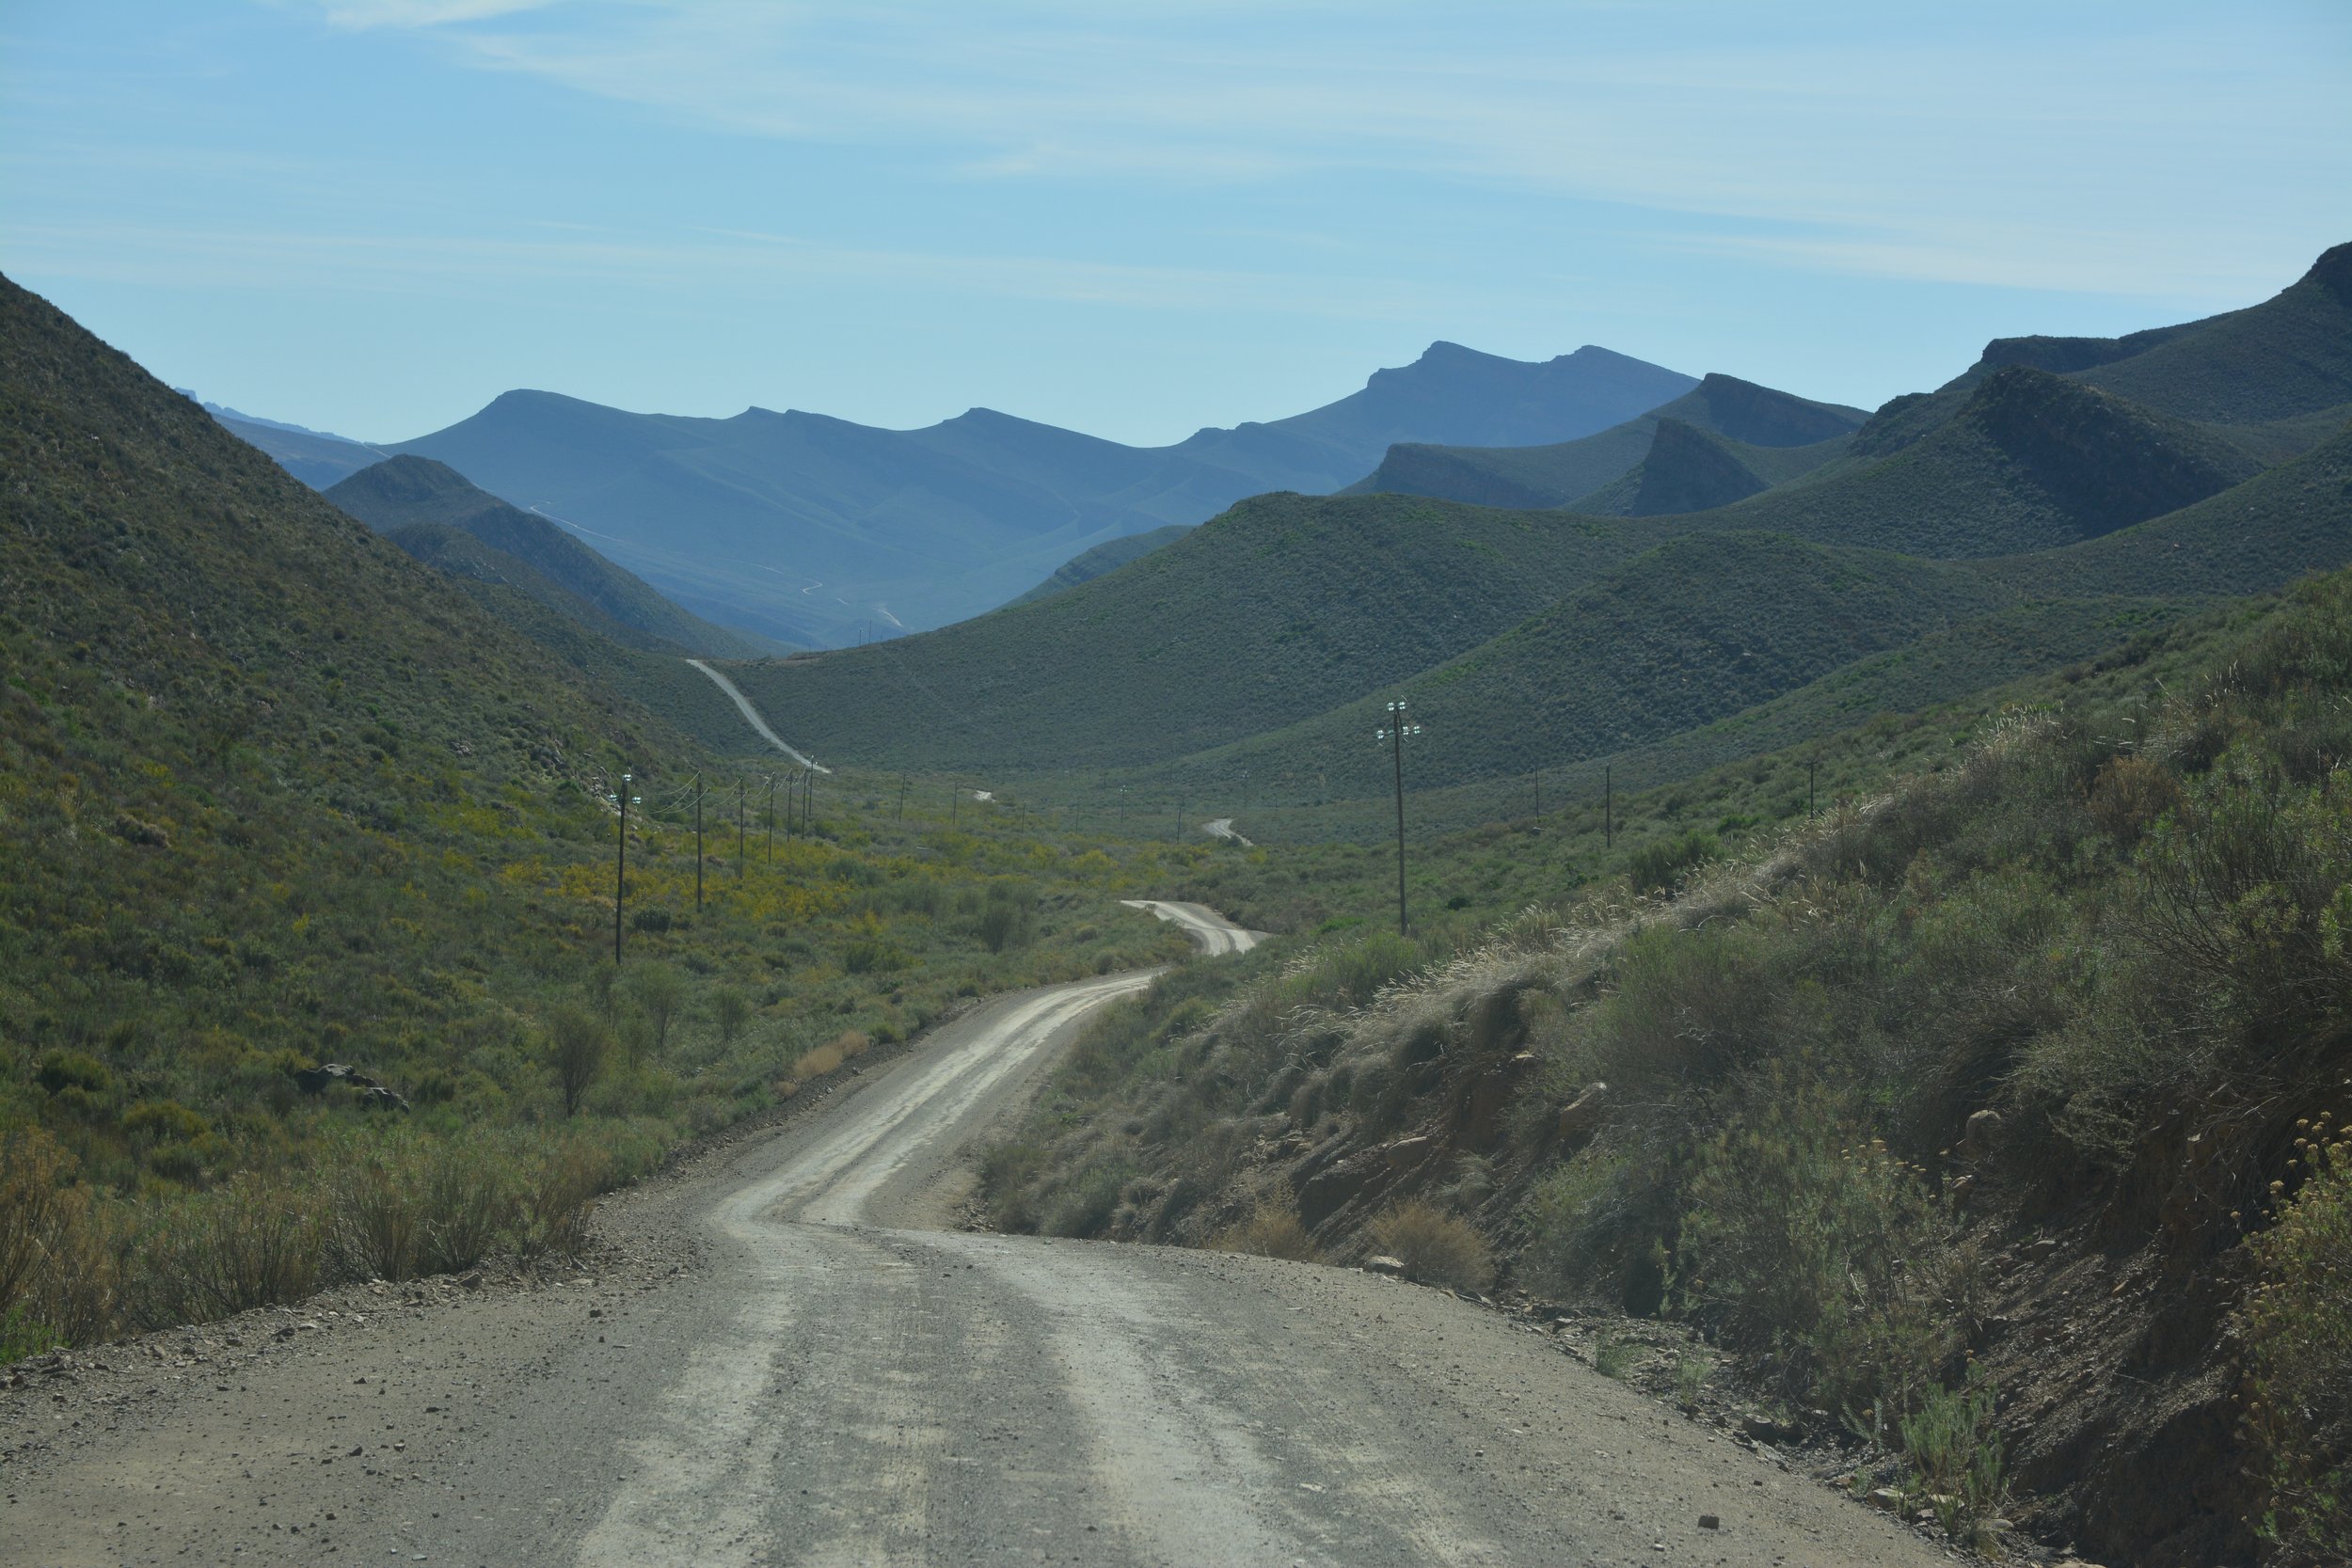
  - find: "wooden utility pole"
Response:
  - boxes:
[613,772,632,963]
[693,772,704,910]
[765,775,776,863]
[736,778,745,879]
[1605,765,1613,848]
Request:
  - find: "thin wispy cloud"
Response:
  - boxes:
[2,217,1486,324]
[291,1,2347,297]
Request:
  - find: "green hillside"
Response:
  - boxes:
[1843,243,2352,467]
[1353,372,1865,510]
[327,455,779,657]
[1133,532,2030,796]
[723,491,1692,772]
[1131,419,2352,807]
[1708,367,2260,554]
[0,274,1217,1351]
[2072,241,2352,425]
[1008,523,1192,607]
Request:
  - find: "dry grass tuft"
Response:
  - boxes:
[1369,1198,1493,1292]
[1213,1197,1322,1261]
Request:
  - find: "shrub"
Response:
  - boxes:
[977,897,1037,954]
[0,1304,60,1363]
[415,1140,510,1276]
[328,1140,423,1281]
[1628,830,1720,893]
[121,1100,209,1146]
[1043,1159,1130,1237]
[139,1172,325,1323]
[513,1137,605,1262]
[713,986,752,1045]
[1214,1196,1321,1261]
[1899,1370,2010,1551]
[622,961,687,1055]
[2240,1114,2352,1560]
[35,1050,110,1098]
[1678,1073,1966,1418]
[978,1138,1052,1232]
[1368,1198,1493,1292]
[844,938,913,974]
[548,1004,610,1117]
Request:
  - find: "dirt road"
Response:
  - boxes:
[3,909,1942,1566]
[684,657,827,770]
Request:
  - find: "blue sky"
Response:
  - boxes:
[4,1,2347,446]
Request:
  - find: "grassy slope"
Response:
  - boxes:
[725,492,1691,772]
[381,523,763,755]
[1127,532,2052,795]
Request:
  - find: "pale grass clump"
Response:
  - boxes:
[1213,1196,1322,1262]
[1369,1198,1493,1293]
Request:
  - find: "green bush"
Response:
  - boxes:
[1899,1370,2010,1550]
[1628,830,1720,893]
[35,1050,110,1098]
[2241,1114,2352,1559]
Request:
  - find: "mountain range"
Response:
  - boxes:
[210,343,1697,645]
[719,243,2352,823]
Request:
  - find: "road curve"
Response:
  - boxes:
[4,904,1942,1568]
[1119,897,1263,956]
[686,657,830,771]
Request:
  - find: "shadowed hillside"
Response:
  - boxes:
[1009,524,1193,607]
[1354,372,1866,509]
[326,455,779,657]
[1714,368,2261,555]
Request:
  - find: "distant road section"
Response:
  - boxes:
[685,658,830,772]
[1120,897,1263,955]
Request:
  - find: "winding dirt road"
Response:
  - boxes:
[4,908,1940,1567]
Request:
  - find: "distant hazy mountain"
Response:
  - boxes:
[326,456,781,658]
[198,402,386,488]
[1348,372,1867,510]
[375,342,1693,645]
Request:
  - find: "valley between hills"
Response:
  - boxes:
[5,244,2352,1567]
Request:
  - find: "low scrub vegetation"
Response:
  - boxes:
[1367,1199,1492,1292]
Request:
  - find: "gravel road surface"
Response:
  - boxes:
[4,907,1943,1567]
